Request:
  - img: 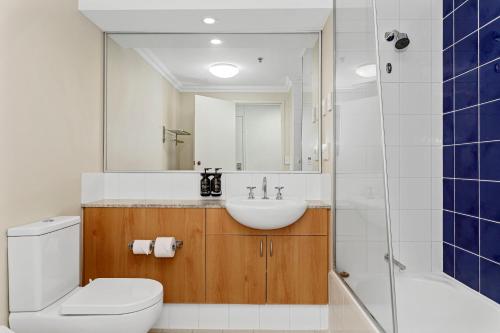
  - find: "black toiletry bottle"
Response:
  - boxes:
[211,168,222,197]
[200,168,212,197]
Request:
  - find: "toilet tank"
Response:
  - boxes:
[8,216,81,312]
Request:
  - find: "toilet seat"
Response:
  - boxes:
[60,278,163,315]
[9,278,164,333]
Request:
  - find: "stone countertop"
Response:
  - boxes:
[81,199,331,209]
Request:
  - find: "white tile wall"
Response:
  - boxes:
[378,0,442,268]
[81,173,104,203]
[152,304,328,330]
[81,172,329,202]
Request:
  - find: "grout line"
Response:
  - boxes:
[442,97,500,112]
[442,0,499,40]
[443,242,500,267]
[443,56,500,86]
[452,7,457,278]
[477,2,482,292]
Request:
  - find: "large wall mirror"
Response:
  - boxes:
[105,33,322,172]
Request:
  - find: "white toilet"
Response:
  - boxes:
[7,216,163,333]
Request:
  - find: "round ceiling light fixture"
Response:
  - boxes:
[203,17,216,25]
[210,38,222,45]
[355,63,377,78]
[209,63,240,78]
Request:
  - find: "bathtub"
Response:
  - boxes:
[346,272,500,333]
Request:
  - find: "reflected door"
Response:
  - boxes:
[194,95,236,170]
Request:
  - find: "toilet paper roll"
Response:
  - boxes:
[132,240,153,255]
[154,237,176,258]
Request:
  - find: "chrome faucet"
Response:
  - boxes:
[262,177,269,199]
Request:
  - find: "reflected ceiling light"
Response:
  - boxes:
[203,17,216,24]
[209,63,240,78]
[355,64,377,78]
[210,38,222,45]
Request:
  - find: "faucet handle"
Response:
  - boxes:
[246,186,256,199]
[274,186,284,200]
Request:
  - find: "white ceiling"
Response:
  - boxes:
[79,0,332,33]
[110,34,320,92]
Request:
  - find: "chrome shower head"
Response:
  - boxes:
[385,30,410,50]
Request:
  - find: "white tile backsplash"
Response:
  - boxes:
[81,173,104,203]
[280,174,307,200]
[144,173,171,199]
[83,172,328,202]
[225,173,253,198]
[119,173,146,198]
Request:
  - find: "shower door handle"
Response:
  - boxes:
[384,253,407,271]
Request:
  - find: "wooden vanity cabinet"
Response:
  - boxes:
[206,208,329,305]
[83,206,329,305]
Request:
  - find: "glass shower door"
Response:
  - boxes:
[334,0,397,331]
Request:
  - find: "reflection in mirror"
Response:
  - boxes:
[105,33,321,172]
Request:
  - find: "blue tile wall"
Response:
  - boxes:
[443,0,500,305]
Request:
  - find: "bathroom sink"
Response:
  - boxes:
[225,198,307,230]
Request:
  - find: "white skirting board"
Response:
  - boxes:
[152,304,329,330]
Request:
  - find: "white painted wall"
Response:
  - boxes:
[0,0,103,325]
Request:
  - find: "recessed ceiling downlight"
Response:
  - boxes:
[209,63,240,78]
[203,17,216,24]
[355,64,377,78]
[210,38,222,45]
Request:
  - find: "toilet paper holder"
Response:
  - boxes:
[127,239,183,251]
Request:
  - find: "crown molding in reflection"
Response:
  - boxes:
[181,85,291,93]
[135,48,290,93]
[135,48,183,90]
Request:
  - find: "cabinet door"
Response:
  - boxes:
[206,235,266,304]
[267,236,328,304]
[83,208,205,303]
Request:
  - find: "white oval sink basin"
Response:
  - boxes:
[225,198,307,230]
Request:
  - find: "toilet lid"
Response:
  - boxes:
[60,278,163,315]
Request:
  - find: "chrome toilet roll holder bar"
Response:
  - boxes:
[127,239,184,252]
